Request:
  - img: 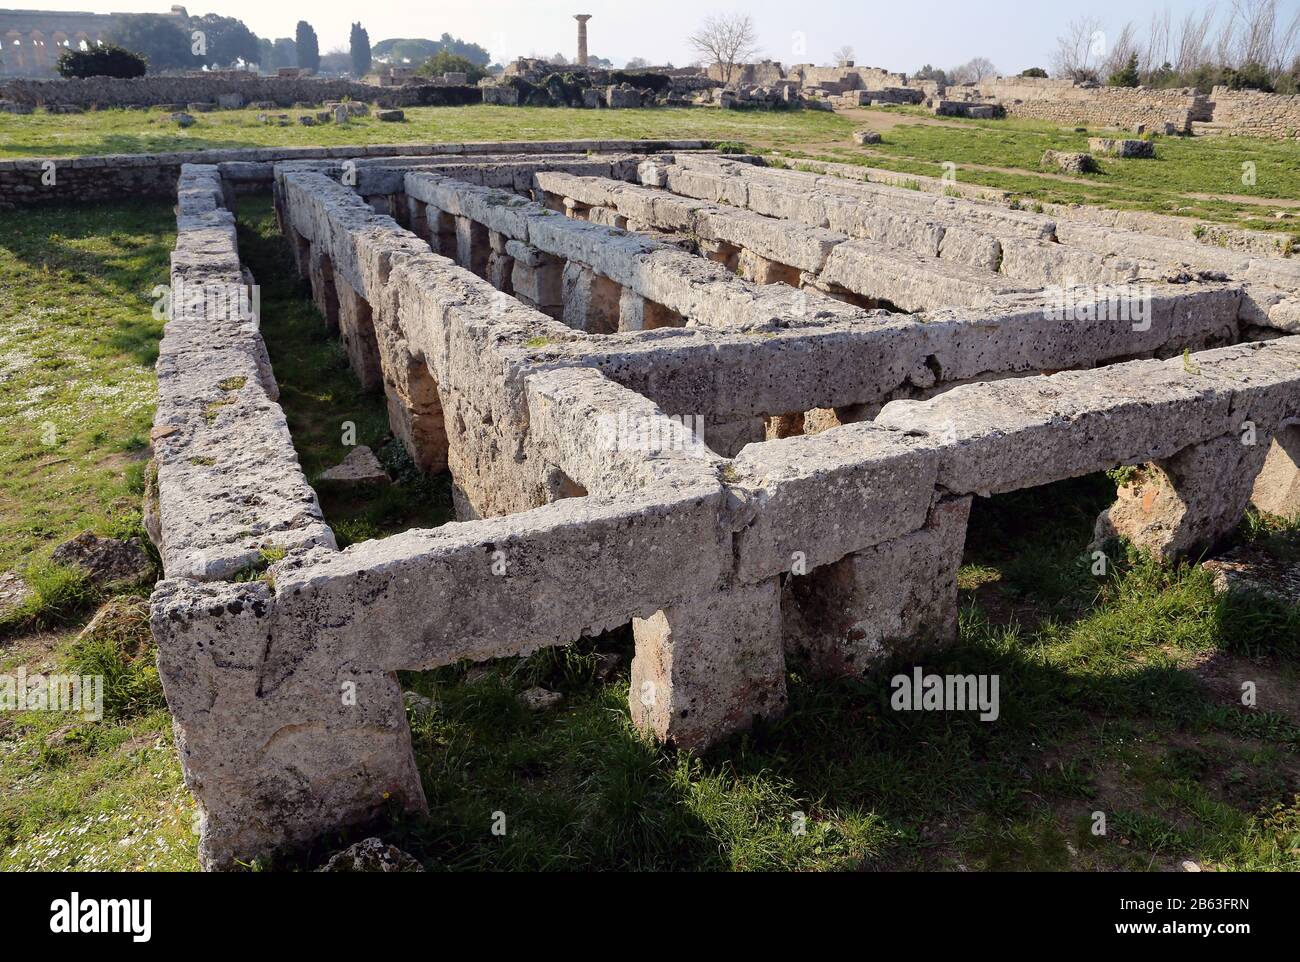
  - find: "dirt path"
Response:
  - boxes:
[836,107,969,131]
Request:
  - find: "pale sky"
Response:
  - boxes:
[17,0,1300,73]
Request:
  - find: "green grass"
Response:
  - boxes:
[0,104,851,159]
[3,189,1299,872]
[0,199,169,575]
[786,111,1300,235]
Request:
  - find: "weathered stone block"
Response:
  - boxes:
[630,579,787,749]
[782,495,972,676]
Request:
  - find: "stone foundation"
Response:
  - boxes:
[146,146,1300,869]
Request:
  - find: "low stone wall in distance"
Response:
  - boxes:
[1209,86,1300,139]
[0,139,715,209]
[0,75,481,110]
[977,77,1204,133]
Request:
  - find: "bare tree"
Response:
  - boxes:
[687,13,761,86]
[1102,21,1140,80]
[1214,3,1241,65]
[1231,0,1300,71]
[832,44,855,65]
[1053,16,1106,80]
[625,57,651,69]
[1174,5,1217,76]
[949,56,998,84]
[1143,8,1173,74]
[1049,2,1300,90]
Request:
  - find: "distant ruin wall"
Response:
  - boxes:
[792,64,907,90]
[707,60,785,86]
[0,75,481,109]
[1209,86,1300,139]
[0,138,714,208]
[977,77,1203,132]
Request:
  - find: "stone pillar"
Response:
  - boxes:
[508,241,565,319]
[288,228,312,280]
[782,495,972,677]
[766,412,806,440]
[630,579,787,749]
[378,352,449,475]
[701,414,767,458]
[586,206,628,230]
[307,247,340,333]
[152,580,427,871]
[534,190,568,214]
[1251,424,1300,519]
[486,232,515,294]
[1094,433,1273,560]
[455,215,490,278]
[406,196,430,243]
[561,262,621,334]
[700,238,740,273]
[562,196,590,220]
[618,289,684,331]
[335,276,384,393]
[738,249,803,287]
[370,291,450,474]
[574,14,592,68]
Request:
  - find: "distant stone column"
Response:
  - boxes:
[574,14,591,67]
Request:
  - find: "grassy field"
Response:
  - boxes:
[0,198,195,870]
[1,102,1297,237]
[793,108,1300,233]
[0,103,849,158]
[1,191,1297,871]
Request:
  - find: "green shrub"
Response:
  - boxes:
[56,44,147,80]
[417,50,488,84]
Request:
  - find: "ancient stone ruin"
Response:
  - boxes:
[143,140,1300,869]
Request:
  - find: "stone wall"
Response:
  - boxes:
[790,64,907,91]
[0,74,480,109]
[1209,86,1300,138]
[975,77,1203,132]
[146,149,1300,867]
[0,139,716,209]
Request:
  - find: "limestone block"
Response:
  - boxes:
[151,580,426,870]
[1041,150,1097,174]
[269,487,730,671]
[560,262,622,334]
[1251,424,1300,519]
[455,215,490,277]
[630,579,787,749]
[1094,433,1272,559]
[737,249,803,287]
[510,251,565,313]
[782,495,971,676]
[876,339,1300,498]
[727,421,940,582]
[1089,137,1155,158]
[617,289,683,331]
[335,276,383,392]
[819,239,1023,311]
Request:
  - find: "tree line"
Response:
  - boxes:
[54,11,489,83]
